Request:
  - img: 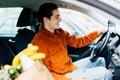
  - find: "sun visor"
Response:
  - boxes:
[17,8,36,27]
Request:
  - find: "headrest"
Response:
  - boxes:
[17,8,36,27]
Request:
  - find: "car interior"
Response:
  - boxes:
[15,8,36,53]
[0,0,120,80]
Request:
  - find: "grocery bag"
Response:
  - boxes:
[15,60,54,80]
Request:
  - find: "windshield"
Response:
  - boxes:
[59,8,106,36]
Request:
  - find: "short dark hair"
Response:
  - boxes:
[38,3,58,24]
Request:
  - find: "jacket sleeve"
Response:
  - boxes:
[37,45,51,71]
[31,40,51,71]
[66,30,100,48]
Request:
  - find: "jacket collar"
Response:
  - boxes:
[40,26,62,37]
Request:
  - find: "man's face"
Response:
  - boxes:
[45,9,62,30]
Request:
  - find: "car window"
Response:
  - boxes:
[0,8,30,37]
[0,7,117,38]
[59,8,106,36]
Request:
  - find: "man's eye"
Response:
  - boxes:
[56,17,59,19]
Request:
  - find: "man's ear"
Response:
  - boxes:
[43,17,48,23]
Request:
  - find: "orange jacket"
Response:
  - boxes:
[31,27,100,80]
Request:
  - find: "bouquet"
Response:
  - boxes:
[0,44,54,80]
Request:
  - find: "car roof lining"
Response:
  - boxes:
[0,0,120,25]
[0,0,84,11]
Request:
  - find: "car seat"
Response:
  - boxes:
[15,28,35,53]
[15,8,36,53]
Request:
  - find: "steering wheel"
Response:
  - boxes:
[90,30,111,62]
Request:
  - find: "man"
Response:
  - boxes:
[31,3,112,80]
